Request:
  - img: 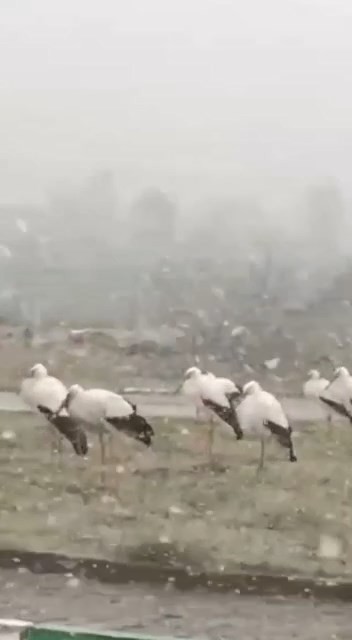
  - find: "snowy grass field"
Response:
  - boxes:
[0,411,350,578]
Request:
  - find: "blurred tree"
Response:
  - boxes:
[80,169,118,225]
[305,182,345,258]
[185,198,238,259]
[48,170,120,267]
[128,188,177,260]
[184,197,265,266]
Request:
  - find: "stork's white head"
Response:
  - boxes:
[55,383,83,415]
[308,369,320,379]
[242,380,262,395]
[67,383,83,399]
[334,366,349,378]
[29,363,48,379]
[184,366,202,380]
[59,383,83,412]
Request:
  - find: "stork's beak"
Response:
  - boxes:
[54,394,69,418]
[138,431,152,446]
[227,385,242,404]
[231,384,242,398]
[173,382,183,394]
[137,422,154,447]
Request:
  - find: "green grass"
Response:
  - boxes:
[0,411,350,578]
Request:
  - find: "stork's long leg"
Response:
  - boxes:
[200,408,215,459]
[207,420,216,461]
[99,429,121,492]
[54,434,64,473]
[57,434,63,463]
[48,426,56,461]
[195,406,202,423]
[257,436,265,474]
[49,427,61,464]
[107,432,115,462]
[98,427,107,485]
[107,432,121,493]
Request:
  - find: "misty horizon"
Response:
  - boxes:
[1,0,352,206]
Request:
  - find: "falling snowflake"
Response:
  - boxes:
[16,219,28,233]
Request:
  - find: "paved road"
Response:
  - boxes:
[0,391,329,423]
[0,569,351,639]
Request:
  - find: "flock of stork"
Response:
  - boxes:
[18,362,352,476]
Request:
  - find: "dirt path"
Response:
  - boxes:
[0,569,350,639]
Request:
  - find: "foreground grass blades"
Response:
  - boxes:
[0,412,350,577]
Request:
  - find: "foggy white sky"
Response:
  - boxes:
[1,0,352,205]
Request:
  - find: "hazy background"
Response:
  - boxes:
[0,2,351,601]
[2,0,352,204]
[1,0,352,369]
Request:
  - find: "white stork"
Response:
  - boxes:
[236,380,297,471]
[180,366,242,457]
[180,366,210,422]
[319,366,352,423]
[20,363,88,457]
[303,369,332,427]
[303,369,330,398]
[54,385,154,472]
